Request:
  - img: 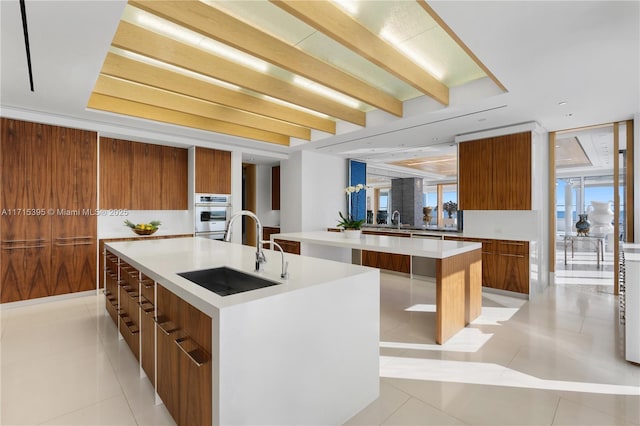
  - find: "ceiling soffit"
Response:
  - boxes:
[88,0,502,146]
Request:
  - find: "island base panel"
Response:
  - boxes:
[436,248,482,344]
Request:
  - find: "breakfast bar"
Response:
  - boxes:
[273,231,483,344]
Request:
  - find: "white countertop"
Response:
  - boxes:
[273,231,481,259]
[623,243,640,262]
[105,237,374,316]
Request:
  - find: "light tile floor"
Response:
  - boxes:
[1,268,638,425]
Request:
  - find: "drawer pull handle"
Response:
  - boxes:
[498,253,525,258]
[175,337,209,367]
[154,316,179,335]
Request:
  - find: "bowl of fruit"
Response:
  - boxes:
[124,220,161,236]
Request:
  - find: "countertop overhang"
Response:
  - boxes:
[272,231,481,259]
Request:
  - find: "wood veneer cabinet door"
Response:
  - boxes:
[178,298,212,426]
[1,245,51,303]
[161,146,188,210]
[272,165,280,210]
[1,119,52,302]
[132,142,163,210]
[458,138,493,210]
[195,147,231,194]
[100,137,133,209]
[51,126,97,296]
[492,132,531,210]
[156,285,181,422]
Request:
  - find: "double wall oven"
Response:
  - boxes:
[195,194,231,240]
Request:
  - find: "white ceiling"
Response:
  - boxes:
[1,1,638,172]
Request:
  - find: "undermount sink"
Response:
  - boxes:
[177,267,280,297]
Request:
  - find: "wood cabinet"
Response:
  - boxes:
[100,137,188,210]
[262,226,280,248]
[274,238,300,255]
[51,126,97,296]
[139,273,155,386]
[271,166,280,210]
[1,118,97,303]
[119,261,140,359]
[458,131,531,210]
[361,230,411,273]
[156,284,212,426]
[99,137,133,210]
[445,236,529,294]
[195,147,231,194]
[161,146,189,210]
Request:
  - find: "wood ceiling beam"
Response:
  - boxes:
[271,0,449,105]
[87,93,290,146]
[93,74,311,140]
[129,0,403,117]
[101,53,336,134]
[111,21,365,126]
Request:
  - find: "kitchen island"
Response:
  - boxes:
[273,231,482,344]
[104,237,379,426]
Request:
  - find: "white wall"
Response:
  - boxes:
[255,164,280,227]
[281,151,349,261]
[281,150,347,233]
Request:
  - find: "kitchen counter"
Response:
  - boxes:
[105,237,380,425]
[273,231,482,343]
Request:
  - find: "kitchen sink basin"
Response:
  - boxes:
[177,267,280,296]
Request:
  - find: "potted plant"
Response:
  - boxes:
[443,201,457,219]
[338,184,366,238]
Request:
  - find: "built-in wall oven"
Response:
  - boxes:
[195,194,231,240]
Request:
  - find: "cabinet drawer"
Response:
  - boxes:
[140,274,154,304]
[495,240,528,256]
[274,239,300,255]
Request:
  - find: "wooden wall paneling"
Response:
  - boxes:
[100,137,133,209]
[458,138,493,210]
[161,146,188,210]
[492,132,532,210]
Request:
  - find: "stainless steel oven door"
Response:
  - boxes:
[195,205,229,234]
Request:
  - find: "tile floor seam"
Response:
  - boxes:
[34,394,127,426]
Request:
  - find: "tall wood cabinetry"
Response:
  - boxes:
[1,118,97,303]
[458,131,532,210]
[195,147,231,194]
[100,137,188,210]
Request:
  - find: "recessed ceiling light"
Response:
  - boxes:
[558,101,568,106]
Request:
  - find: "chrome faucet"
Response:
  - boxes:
[262,240,289,279]
[392,210,401,229]
[223,210,266,272]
